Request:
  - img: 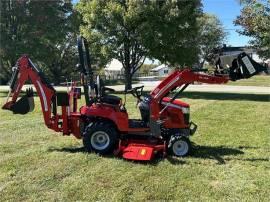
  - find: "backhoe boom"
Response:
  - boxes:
[3,55,58,130]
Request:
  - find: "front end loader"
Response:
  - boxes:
[2,37,267,161]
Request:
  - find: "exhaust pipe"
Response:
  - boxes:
[2,88,35,114]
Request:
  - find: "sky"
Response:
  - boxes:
[72,0,251,47]
[202,0,251,46]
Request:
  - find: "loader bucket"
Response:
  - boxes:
[3,88,35,114]
[219,52,267,81]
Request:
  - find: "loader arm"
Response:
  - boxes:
[2,55,56,128]
[150,52,267,122]
[150,69,229,101]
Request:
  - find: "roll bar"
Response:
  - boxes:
[77,36,94,106]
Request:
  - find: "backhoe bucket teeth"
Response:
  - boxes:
[3,88,35,115]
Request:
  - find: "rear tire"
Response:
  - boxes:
[169,136,191,157]
[83,122,118,155]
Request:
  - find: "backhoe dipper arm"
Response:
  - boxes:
[3,55,56,128]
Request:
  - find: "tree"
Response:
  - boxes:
[197,14,226,68]
[140,63,158,74]
[76,0,202,90]
[235,0,270,59]
[0,0,78,85]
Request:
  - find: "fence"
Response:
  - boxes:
[102,72,157,80]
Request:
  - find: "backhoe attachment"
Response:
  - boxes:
[2,55,56,124]
[3,88,35,114]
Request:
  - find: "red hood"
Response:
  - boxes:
[161,97,189,108]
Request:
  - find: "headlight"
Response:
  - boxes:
[182,107,190,114]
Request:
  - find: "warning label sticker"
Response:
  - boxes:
[242,56,256,74]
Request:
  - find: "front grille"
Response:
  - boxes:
[184,113,189,125]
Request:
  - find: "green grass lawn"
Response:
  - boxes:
[227,75,270,87]
[0,93,269,201]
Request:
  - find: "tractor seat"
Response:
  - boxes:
[138,95,151,124]
[100,95,121,105]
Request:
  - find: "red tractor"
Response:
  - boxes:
[2,37,266,161]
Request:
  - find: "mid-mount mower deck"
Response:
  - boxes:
[2,37,266,161]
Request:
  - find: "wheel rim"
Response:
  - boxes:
[91,131,110,151]
[172,139,189,156]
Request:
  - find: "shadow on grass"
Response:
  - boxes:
[164,144,245,165]
[226,157,270,162]
[1,91,269,102]
[48,144,249,165]
[191,145,244,164]
[48,146,86,153]
[115,91,270,102]
[181,92,270,102]
[48,146,165,166]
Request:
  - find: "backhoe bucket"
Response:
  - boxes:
[2,88,35,114]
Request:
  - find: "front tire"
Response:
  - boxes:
[169,136,191,157]
[83,122,118,155]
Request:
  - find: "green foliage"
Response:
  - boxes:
[0,0,79,85]
[76,0,202,89]
[140,0,202,66]
[235,0,270,58]
[197,14,226,67]
[139,63,158,74]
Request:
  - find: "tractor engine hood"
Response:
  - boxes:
[161,97,189,113]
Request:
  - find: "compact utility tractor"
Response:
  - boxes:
[2,37,266,161]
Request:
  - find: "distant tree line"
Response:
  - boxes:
[0,0,80,85]
[235,0,270,59]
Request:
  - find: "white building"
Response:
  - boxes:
[150,64,172,77]
[104,59,124,79]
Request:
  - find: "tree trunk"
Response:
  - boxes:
[199,59,205,69]
[124,68,132,91]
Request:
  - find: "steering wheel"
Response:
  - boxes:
[126,85,144,101]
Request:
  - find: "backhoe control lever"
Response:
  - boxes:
[126,85,144,101]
